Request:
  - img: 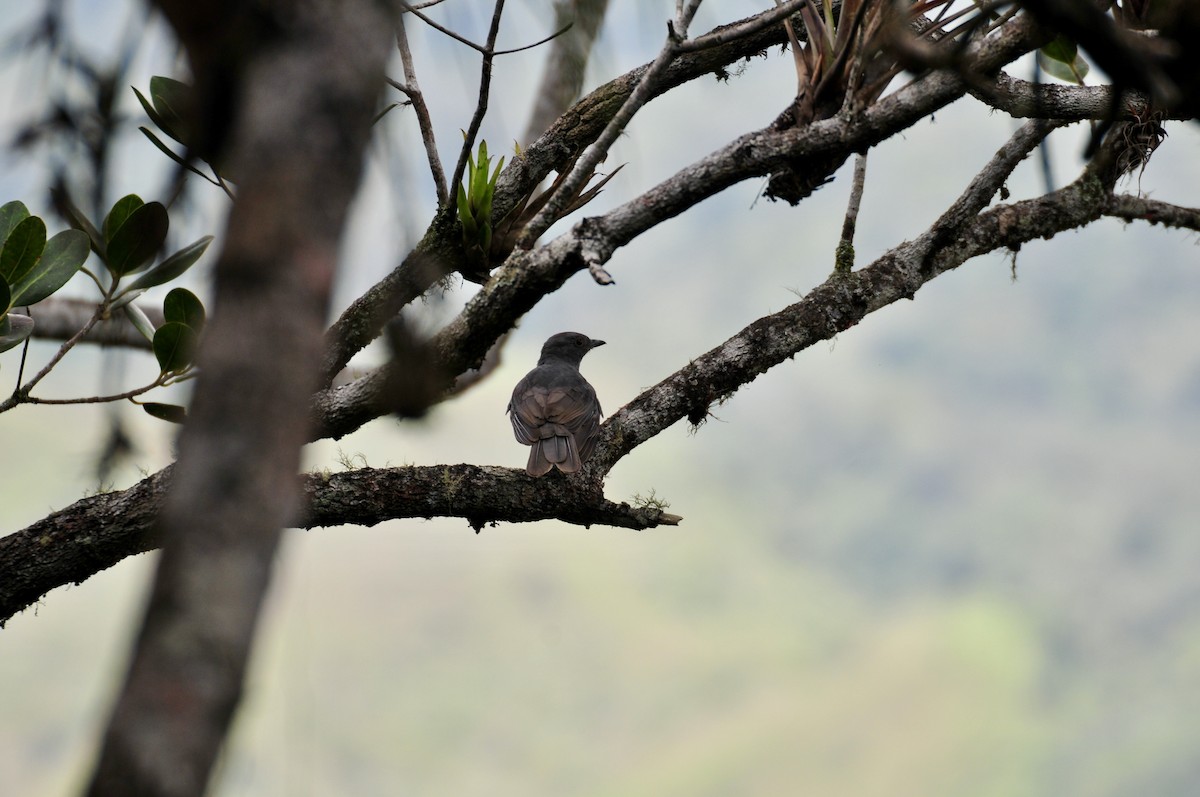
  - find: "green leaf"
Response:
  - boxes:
[0,279,9,313]
[0,215,47,287]
[132,87,171,139]
[457,184,477,237]
[128,235,213,291]
[0,201,30,247]
[163,287,206,333]
[102,194,144,243]
[153,321,198,374]
[123,303,156,343]
[1041,35,1077,65]
[372,102,402,126]
[1038,36,1089,84]
[142,402,188,424]
[10,229,89,306]
[52,188,105,256]
[110,288,146,312]
[138,127,216,183]
[106,201,169,277]
[0,312,34,353]
[149,76,195,145]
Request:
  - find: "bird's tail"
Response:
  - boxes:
[527,434,581,476]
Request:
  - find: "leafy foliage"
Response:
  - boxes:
[0,201,90,353]
[1038,35,1091,84]
[456,139,504,279]
[134,76,231,189]
[0,193,211,409]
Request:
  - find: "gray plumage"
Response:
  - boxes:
[508,332,605,476]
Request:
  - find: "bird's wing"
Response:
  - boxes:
[508,373,554,444]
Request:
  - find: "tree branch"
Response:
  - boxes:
[318,3,821,385]
[0,465,680,628]
[312,13,1046,441]
[517,2,704,251]
[393,18,448,205]
[591,117,1071,471]
[1105,193,1200,231]
[447,0,507,204]
[522,0,610,145]
[970,73,1172,120]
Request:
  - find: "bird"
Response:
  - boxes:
[507,332,605,476]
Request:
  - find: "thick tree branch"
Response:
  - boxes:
[972,73,1159,120]
[0,467,172,629]
[0,465,679,628]
[1015,0,1180,108]
[1105,194,1200,231]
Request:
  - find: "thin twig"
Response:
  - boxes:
[679,0,805,53]
[0,304,106,412]
[400,0,570,56]
[23,377,169,405]
[13,306,32,390]
[834,152,867,274]
[516,2,705,253]
[400,2,489,52]
[448,0,507,206]
[395,19,448,205]
[494,20,573,56]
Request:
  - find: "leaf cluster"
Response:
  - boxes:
[134,77,232,195]
[2,191,213,418]
[0,201,89,353]
[455,139,505,280]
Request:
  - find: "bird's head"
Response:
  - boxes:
[538,331,605,366]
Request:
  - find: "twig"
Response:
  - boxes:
[400,1,491,53]
[22,376,173,405]
[448,0,507,203]
[0,303,106,412]
[522,0,610,145]
[400,0,571,56]
[394,19,448,205]
[13,308,31,389]
[493,20,574,57]
[680,0,806,53]
[922,118,1064,246]
[834,152,867,274]
[516,1,705,253]
[20,297,161,349]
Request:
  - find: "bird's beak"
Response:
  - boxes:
[591,339,606,348]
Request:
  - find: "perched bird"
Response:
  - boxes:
[508,332,605,476]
